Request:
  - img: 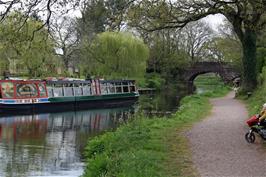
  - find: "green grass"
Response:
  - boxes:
[244,83,266,116]
[242,67,266,116]
[83,76,230,177]
[194,74,231,97]
[244,89,264,116]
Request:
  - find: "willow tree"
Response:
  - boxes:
[130,0,266,92]
[80,32,149,79]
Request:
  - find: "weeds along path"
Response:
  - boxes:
[186,91,266,177]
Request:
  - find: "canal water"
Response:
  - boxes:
[0,108,136,177]
[0,88,181,177]
[0,74,221,177]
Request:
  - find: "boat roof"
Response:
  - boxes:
[0,79,44,83]
[46,79,136,85]
[101,80,136,83]
[46,80,91,85]
[0,79,136,84]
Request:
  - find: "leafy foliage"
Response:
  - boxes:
[78,0,133,39]
[78,0,107,41]
[0,13,59,77]
[143,29,191,83]
[245,66,266,116]
[80,32,149,79]
[204,37,242,70]
[129,0,266,91]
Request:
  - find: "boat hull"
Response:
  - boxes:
[0,94,138,115]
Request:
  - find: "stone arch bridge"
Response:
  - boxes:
[183,62,240,93]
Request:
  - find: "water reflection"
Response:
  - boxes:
[0,108,134,177]
[138,85,185,116]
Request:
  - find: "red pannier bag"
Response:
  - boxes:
[246,115,259,127]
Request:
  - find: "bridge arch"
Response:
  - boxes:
[187,71,226,82]
[183,62,240,93]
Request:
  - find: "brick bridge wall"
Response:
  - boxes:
[183,62,240,93]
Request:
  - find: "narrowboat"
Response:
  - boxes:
[0,79,139,114]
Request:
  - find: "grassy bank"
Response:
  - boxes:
[194,73,231,97]
[83,77,230,177]
[244,68,266,115]
[244,87,265,116]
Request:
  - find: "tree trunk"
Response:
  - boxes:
[241,29,257,92]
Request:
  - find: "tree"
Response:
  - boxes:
[130,0,266,92]
[78,0,107,41]
[143,29,190,80]
[0,0,81,32]
[0,13,59,77]
[204,37,242,69]
[202,20,243,70]
[80,32,149,79]
[78,0,135,40]
[104,0,135,31]
[178,21,214,63]
[51,17,79,71]
[257,24,266,74]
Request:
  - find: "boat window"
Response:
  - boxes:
[115,86,122,93]
[83,84,91,96]
[100,83,108,94]
[38,83,47,97]
[106,83,115,94]
[74,84,83,96]
[47,87,53,97]
[53,85,63,97]
[63,85,73,97]
[16,83,38,98]
[130,86,136,92]
[1,82,14,98]
[115,82,122,93]
[123,84,129,93]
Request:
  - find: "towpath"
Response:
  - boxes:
[187,91,266,177]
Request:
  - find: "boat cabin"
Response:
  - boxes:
[0,79,138,114]
[46,80,137,97]
[0,80,47,99]
[0,79,137,100]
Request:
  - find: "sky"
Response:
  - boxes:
[203,14,226,31]
[67,9,226,32]
[0,1,226,30]
[0,2,226,35]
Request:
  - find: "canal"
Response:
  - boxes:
[0,74,224,177]
[0,86,181,177]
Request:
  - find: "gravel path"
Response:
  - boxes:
[187,91,266,177]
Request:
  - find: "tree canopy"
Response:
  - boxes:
[129,0,266,91]
[0,13,59,77]
[80,32,149,79]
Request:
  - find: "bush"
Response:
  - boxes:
[145,73,165,90]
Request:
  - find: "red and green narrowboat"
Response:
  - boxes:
[0,79,139,114]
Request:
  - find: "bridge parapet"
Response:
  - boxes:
[183,62,240,93]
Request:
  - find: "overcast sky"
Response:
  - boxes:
[203,14,226,31]
[0,2,226,33]
[67,9,226,31]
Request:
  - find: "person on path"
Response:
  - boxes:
[258,103,266,126]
